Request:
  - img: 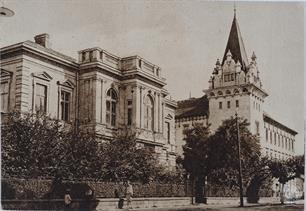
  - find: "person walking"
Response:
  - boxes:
[125,180,133,210]
[64,189,72,211]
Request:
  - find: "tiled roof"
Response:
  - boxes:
[175,95,209,119]
[24,40,77,63]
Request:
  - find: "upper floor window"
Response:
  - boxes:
[274,133,277,145]
[236,100,239,108]
[106,88,117,126]
[60,91,71,121]
[270,131,272,144]
[255,121,259,135]
[265,128,268,142]
[144,95,154,130]
[219,102,222,109]
[227,101,230,109]
[1,82,9,112]
[35,83,47,114]
[166,122,170,144]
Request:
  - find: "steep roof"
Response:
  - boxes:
[222,14,249,71]
[175,95,209,119]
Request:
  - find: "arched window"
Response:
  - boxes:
[144,95,154,130]
[226,90,231,95]
[210,92,215,97]
[234,89,239,94]
[106,88,117,126]
[217,91,223,96]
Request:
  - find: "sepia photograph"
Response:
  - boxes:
[0,1,304,210]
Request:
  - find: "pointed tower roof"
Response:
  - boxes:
[222,13,249,71]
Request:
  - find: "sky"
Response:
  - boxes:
[0,0,304,155]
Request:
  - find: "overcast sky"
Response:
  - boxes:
[1,0,304,155]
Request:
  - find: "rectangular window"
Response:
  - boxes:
[227,101,230,109]
[292,140,294,152]
[270,131,272,144]
[166,122,170,144]
[60,91,70,121]
[1,82,9,112]
[111,102,116,126]
[274,133,277,145]
[127,100,132,125]
[282,136,284,148]
[255,121,259,135]
[219,102,222,109]
[106,101,111,124]
[35,84,47,114]
[236,100,239,108]
[265,129,268,142]
[278,134,280,147]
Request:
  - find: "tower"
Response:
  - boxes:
[205,12,268,145]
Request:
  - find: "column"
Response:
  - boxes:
[100,79,105,124]
[154,92,158,132]
[158,93,162,133]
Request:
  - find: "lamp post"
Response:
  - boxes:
[235,111,244,207]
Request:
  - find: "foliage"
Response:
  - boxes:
[2,112,63,178]
[208,117,261,188]
[1,112,102,180]
[96,127,162,183]
[178,123,211,180]
[268,154,304,184]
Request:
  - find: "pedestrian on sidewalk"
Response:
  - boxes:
[115,181,125,209]
[125,180,133,210]
[64,189,72,211]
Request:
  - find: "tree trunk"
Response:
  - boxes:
[195,177,206,203]
[280,183,285,204]
[246,176,261,203]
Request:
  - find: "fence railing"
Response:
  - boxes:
[1,178,273,200]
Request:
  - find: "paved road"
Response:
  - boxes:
[130,203,304,211]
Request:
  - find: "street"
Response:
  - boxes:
[130,202,304,211]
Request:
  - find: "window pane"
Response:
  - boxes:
[127,108,132,125]
[1,82,9,112]
[111,114,116,126]
[111,102,116,113]
[106,101,110,111]
[35,84,47,114]
[106,113,110,124]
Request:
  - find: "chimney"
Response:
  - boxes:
[34,33,51,48]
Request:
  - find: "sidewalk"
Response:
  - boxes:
[128,200,304,211]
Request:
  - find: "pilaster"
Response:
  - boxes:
[15,65,30,112]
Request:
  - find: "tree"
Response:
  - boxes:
[268,155,305,204]
[177,123,211,203]
[2,112,63,178]
[1,112,102,180]
[207,117,268,203]
[100,127,163,183]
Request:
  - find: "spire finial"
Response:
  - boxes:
[234,2,237,17]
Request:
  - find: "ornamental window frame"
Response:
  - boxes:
[32,72,53,114]
[57,79,75,122]
[106,88,118,127]
[0,69,12,113]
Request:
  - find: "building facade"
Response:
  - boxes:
[0,33,177,166]
[176,13,297,160]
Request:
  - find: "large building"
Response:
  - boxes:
[0,33,177,166]
[175,11,299,198]
[175,12,297,160]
